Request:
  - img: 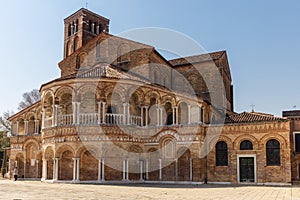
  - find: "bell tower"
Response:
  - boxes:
[63,8,110,58]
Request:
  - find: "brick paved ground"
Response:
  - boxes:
[0,180,300,200]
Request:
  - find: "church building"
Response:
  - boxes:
[7,8,292,185]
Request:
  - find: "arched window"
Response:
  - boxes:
[216,141,228,166]
[240,140,253,150]
[266,139,280,166]
[94,22,98,34]
[68,24,72,36]
[75,19,79,33]
[163,138,175,159]
[88,20,92,32]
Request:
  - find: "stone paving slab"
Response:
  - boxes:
[0,180,300,200]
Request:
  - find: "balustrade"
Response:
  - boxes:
[129,116,142,126]
[79,113,98,125]
[106,113,124,125]
[58,114,73,126]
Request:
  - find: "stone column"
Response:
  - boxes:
[202,106,205,124]
[176,107,179,125]
[71,25,74,35]
[73,158,76,181]
[172,107,176,125]
[52,105,55,126]
[127,103,130,125]
[96,26,100,34]
[72,102,77,124]
[74,23,77,33]
[175,159,178,181]
[92,23,95,33]
[54,105,59,126]
[141,107,144,126]
[101,159,105,181]
[23,160,26,178]
[73,158,80,181]
[189,158,193,181]
[123,160,126,180]
[36,160,39,179]
[188,105,191,125]
[126,160,129,180]
[15,121,19,135]
[76,158,80,181]
[41,108,45,129]
[123,103,127,125]
[159,159,162,181]
[53,158,59,181]
[156,106,160,126]
[140,160,143,181]
[160,108,163,126]
[76,103,81,125]
[145,159,149,180]
[145,106,149,127]
[102,102,106,124]
[97,102,102,125]
[24,121,28,135]
[34,120,39,134]
[42,159,47,181]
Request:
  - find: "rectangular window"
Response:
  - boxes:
[295,133,300,152]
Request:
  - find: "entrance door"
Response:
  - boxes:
[239,157,254,182]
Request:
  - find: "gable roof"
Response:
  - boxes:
[8,101,41,121]
[168,51,225,67]
[225,111,287,124]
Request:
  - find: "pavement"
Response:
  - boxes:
[0,180,300,200]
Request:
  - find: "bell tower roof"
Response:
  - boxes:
[64,8,110,22]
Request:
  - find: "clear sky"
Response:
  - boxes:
[0,0,299,117]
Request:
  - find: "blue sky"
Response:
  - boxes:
[0,0,299,116]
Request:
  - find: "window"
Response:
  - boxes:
[216,141,228,166]
[163,139,175,159]
[266,139,280,166]
[75,19,79,33]
[88,20,92,32]
[68,24,72,36]
[94,22,98,34]
[295,133,300,153]
[240,140,253,150]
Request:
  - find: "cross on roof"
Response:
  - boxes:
[250,104,255,112]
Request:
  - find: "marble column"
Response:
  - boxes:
[42,159,47,181]
[159,159,162,181]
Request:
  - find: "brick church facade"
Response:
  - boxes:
[7,8,294,185]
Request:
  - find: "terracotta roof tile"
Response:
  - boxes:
[225,112,287,124]
[168,51,225,67]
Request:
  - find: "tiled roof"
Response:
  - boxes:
[225,112,287,124]
[168,51,225,67]
[282,110,300,118]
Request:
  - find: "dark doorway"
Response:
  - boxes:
[239,157,255,182]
